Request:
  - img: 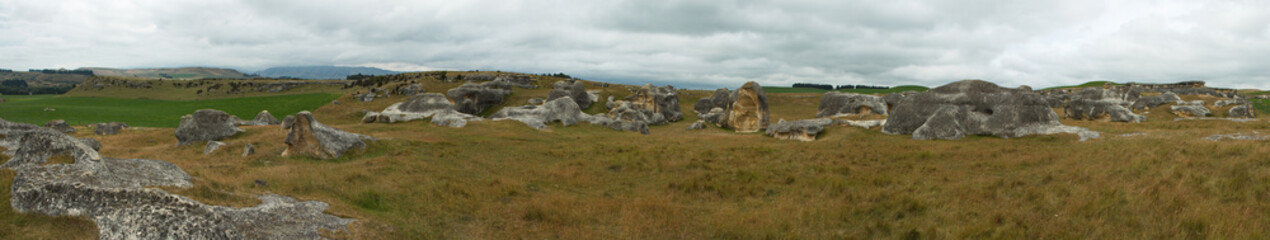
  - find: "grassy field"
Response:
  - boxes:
[3,74,1270,239]
[0,93,340,127]
[61,77,347,101]
[763,85,929,94]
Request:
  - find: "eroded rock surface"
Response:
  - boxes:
[883,80,1098,140]
[1229,103,1257,118]
[282,111,374,159]
[547,80,593,109]
[175,109,245,146]
[723,81,769,133]
[446,82,511,114]
[818,92,888,117]
[93,122,128,136]
[0,118,352,239]
[491,97,593,129]
[1064,88,1144,122]
[239,110,282,126]
[365,93,482,128]
[44,119,75,133]
[766,118,832,141]
[1130,92,1182,110]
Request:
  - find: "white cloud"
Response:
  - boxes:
[1,0,1268,89]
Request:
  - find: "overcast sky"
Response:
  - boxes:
[2,0,1269,89]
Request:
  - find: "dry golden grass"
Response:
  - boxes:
[3,76,1270,239]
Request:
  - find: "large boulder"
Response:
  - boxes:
[491,97,594,129]
[489,75,538,89]
[1229,103,1257,118]
[883,80,1098,140]
[446,82,510,114]
[547,80,593,109]
[175,109,245,146]
[44,119,75,133]
[1170,105,1211,117]
[722,81,769,133]
[93,122,129,136]
[693,88,732,114]
[394,83,426,96]
[1131,92,1182,110]
[1064,88,1144,122]
[366,93,482,127]
[625,84,684,124]
[765,118,833,141]
[817,92,887,117]
[241,110,281,126]
[882,92,911,111]
[282,111,374,159]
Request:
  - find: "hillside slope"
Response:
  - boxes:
[83,67,249,79]
[256,66,399,80]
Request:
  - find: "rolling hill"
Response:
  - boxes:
[83,67,249,79]
[255,66,399,80]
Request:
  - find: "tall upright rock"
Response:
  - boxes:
[282,111,374,159]
[723,81,769,133]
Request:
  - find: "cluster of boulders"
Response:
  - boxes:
[282,111,375,159]
[363,93,483,127]
[175,109,245,146]
[1063,88,1144,122]
[690,82,770,133]
[0,117,353,239]
[882,80,1098,140]
[817,92,888,117]
[1040,81,1257,121]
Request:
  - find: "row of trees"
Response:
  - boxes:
[0,80,73,94]
[792,83,891,91]
[29,69,94,75]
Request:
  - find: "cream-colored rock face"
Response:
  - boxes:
[727,83,767,133]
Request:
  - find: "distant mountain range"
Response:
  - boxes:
[254,66,399,80]
[81,67,250,79]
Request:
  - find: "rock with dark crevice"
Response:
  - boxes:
[1131,92,1182,111]
[765,118,833,141]
[490,97,593,129]
[1064,88,1144,122]
[547,79,593,109]
[44,119,75,133]
[883,80,1099,140]
[721,81,769,133]
[446,83,511,114]
[1229,103,1257,118]
[817,92,888,117]
[282,111,374,159]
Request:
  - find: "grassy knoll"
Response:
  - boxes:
[0,93,340,127]
[1040,81,1116,90]
[763,85,929,94]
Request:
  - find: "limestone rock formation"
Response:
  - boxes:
[239,110,282,126]
[698,108,726,126]
[366,93,482,128]
[1214,99,1247,107]
[175,109,245,146]
[44,119,75,133]
[0,118,353,239]
[547,80,593,109]
[693,88,731,114]
[204,141,227,155]
[1171,105,1211,117]
[243,143,255,157]
[722,81,769,133]
[883,80,1099,140]
[93,122,129,136]
[1130,92,1182,110]
[1229,103,1257,118]
[882,92,913,111]
[1064,88,1145,122]
[446,82,510,114]
[765,118,833,141]
[817,92,888,117]
[490,97,593,129]
[282,111,374,159]
[79,137,102,151]
[686,120,707,130]
[598,101,655,134]
[625,84,684,124]
[394,83,426,96]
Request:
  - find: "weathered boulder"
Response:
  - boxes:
[1170,105,1211,117]
[1064,88,1145,122]
[242,143,255,157]
[883,80,1098,140]
[446,82,510,114]
[765,118,832,141]
[1,122,103,168]
[175,109,245,146]
[528,98,544,105]
[686,120,707,130]
[1229,103,1257,118]
[1043,93,1070,108]
[239,110,282,126]
[79,137,102,151]
[547,80,593,109]
[1131,92,1182,110]
[356,92,376,102]
[490,97,593,129]
[44,119,75,133]
[693,88,731,114]
[394,83,426,96]
[204,141,227,155]
[882,92,911,110]
[490,75,538,89]
[367,93,482,127]
[722,81,769,133]
[625,84,684,124]
[281,111,374,159]
[1214,99,1247,107]
[817,92,888,117]
[93,122,129,136]
[698,108,726,125]
[598,102,655,134]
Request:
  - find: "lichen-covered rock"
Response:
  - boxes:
[446,82,510,114]
[1131,92,1182,110]
[765,118,833,141]
[175,109,245,146]
[547,80,593,109]
[204,141,227,155]
[242,143,255,157]
[1229,103,1257,118]
[356,92,376,102]
[78,137,102,151]
[93,122,129,136]
[698,108,726,125]
[817,92,888,117]
[490,97,593,129]
[1043,93,1070,108]
[282,111,374,159]
[239,110,282,126]
[395,83,426,96]
[686,120,707,130]
[722,81,769,133]
[1064,88,1144,122]
[368,93,482,127]
[599,102,655,134]
[489,75,538,89]
[1170,105,1211,117]
[883,80,1098,140]
[44,119,75,133]
[882,92,911,111]
[0,124,103,168]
